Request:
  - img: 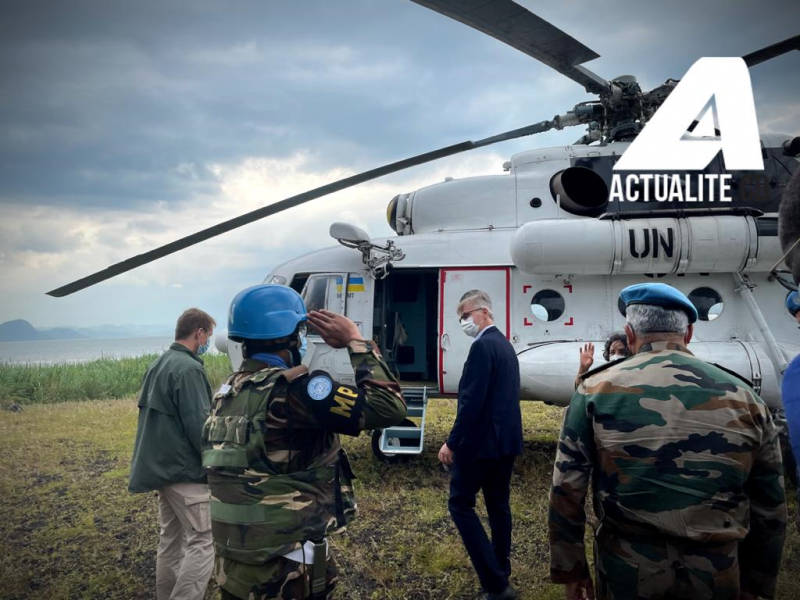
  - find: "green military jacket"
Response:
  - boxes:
[129,343,213,493]
[549,341,787,599]
[204,339,406,600]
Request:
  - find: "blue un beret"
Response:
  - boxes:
[619,283,698,324]
[788,291,800,316]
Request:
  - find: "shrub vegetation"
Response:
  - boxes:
[0,353,231,405]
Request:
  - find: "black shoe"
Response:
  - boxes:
[487,585,518,600]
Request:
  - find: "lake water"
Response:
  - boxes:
[0,336,178,365]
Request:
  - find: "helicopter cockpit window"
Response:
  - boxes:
[530,289,565,322]
[301,274,346,336]
[688,287,723,321]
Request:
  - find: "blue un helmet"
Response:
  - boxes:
[787,291,800,317]
[228,284,307,342]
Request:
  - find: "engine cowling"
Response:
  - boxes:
[510,215,780,275]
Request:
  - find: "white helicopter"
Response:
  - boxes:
[48,1,800,460]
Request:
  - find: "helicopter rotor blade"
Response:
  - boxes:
[408,0,609,94]
[46,119,558,297]
[742,33,800,68]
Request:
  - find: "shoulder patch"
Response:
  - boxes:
[580,356,627,381]
[288,370,365,436]
[711,362,754,389]
[307,375,333,400]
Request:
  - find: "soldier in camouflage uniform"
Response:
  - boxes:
[549,282,787,600]
[201,284,407,600]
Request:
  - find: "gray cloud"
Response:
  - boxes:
[2,1,798,211]
[0,0,798,327]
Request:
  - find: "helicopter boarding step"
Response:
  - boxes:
[377,386,431,456]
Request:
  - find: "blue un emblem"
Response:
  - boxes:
[307,376,333,401]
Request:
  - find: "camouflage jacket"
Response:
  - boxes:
[549,341,787,598]
[202,339,406,600]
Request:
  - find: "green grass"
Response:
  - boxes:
[0,353,231,405]
[1,398,798,599]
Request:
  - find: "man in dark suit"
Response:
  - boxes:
[439,289,523,600]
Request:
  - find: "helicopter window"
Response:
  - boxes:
[301,275,344,335]
[530,289,565,322]
[688,287,723,321]
[290,274,309,294]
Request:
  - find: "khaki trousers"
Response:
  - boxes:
[156,482,214,600]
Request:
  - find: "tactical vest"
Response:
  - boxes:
[201,366,356,565]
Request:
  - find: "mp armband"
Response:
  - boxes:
[289,370,365,436]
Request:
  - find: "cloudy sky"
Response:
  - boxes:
[1,0,798,330]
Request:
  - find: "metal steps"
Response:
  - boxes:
[376,385,432,456]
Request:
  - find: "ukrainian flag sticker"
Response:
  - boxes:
[336,276,365,293]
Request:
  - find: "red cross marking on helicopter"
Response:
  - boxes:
[564,317,574,326]
[522,285,532,293]
[564,284,573,293]
[524,318,534,327]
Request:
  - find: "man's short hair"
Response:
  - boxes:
[626,304,688,336]
[175,308,216,340]
[458,289,493,316]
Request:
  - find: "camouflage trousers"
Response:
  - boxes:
[216,552,338,600]
[594,527,740,600]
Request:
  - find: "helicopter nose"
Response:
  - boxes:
[215,329,229,354]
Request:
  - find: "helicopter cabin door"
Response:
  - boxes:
[299,272,373,385]
[439,267,510,394]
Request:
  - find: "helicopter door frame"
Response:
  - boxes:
[438,266,511,394]
[301,272,352,381]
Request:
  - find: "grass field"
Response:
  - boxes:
[1,397,798,600]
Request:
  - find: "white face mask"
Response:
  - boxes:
[609,354,626,361]
[460,316,480,338]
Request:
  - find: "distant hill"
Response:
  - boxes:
[0,320,172,342]
[0,320,86,342]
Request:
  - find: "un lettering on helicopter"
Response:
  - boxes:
[47,1,800,458]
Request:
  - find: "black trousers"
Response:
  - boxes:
[448,455,516,593]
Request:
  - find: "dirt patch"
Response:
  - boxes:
[32,473,61,486]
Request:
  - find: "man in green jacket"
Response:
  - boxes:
[129,308,216,600]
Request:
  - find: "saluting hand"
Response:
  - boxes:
[578,343,595,374]
[307,310,361,349]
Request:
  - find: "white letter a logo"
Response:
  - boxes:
[614,58,763,171]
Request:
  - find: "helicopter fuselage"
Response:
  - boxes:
[221,137,799,410]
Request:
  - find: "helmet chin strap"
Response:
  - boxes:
[290,349,302,368]
[243,330,303,365]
